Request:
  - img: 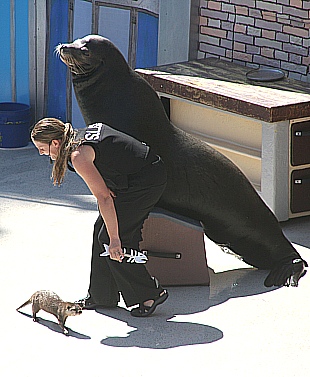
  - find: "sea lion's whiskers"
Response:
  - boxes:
[54,43,62,57]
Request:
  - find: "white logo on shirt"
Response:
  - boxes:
[84,123,103,141]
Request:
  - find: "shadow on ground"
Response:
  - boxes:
[96,268,277,349]
[16,311,90,339]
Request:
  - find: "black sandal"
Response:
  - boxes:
[130,290,168,317]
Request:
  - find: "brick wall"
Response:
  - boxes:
[198,0,310,82]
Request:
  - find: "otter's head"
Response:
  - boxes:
[65,303,83,316]
[55,34,128,77]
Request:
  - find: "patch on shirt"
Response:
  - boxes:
[84,123,103,141]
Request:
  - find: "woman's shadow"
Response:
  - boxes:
[98,268,278,349]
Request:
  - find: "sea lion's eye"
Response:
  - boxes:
[81,46,89,56]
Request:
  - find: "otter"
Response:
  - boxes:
[16,290,82,335]
[55,35,306,287]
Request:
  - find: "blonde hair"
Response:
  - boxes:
[31,118,80,186]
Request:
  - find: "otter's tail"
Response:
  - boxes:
[16,299,31,311]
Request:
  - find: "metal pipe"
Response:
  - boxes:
[10,0,16,102]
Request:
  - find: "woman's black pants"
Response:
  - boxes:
[87,160,167,308]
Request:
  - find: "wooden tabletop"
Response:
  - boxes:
[136,58,310,123]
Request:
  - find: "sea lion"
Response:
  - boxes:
[55,35,307,287]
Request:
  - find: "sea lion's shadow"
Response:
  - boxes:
[17,311,90,339]
[98,268,278,349]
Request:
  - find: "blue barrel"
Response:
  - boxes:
[0,102,31,148]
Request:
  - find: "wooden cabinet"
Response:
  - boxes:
[137,58,310,220]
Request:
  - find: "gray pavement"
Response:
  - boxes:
[1,144,310,377]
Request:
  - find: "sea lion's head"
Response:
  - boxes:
[55,34,127,77]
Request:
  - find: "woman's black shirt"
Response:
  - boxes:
[81,123,162,193]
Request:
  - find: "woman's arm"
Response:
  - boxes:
[71,145,124,262]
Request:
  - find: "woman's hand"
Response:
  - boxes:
[108,238,124,262]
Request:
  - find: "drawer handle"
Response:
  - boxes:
[294,177,310,184]
[294,130,310,137]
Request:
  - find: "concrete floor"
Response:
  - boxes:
[1,144,309,377]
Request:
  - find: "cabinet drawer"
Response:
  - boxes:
[291,120,310,166]
[291,168,310,213]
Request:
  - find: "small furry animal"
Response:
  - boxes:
[16,290,82,335]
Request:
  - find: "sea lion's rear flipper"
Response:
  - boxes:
[264,258,308,287]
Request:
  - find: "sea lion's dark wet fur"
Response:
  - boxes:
[57,35,306,282]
